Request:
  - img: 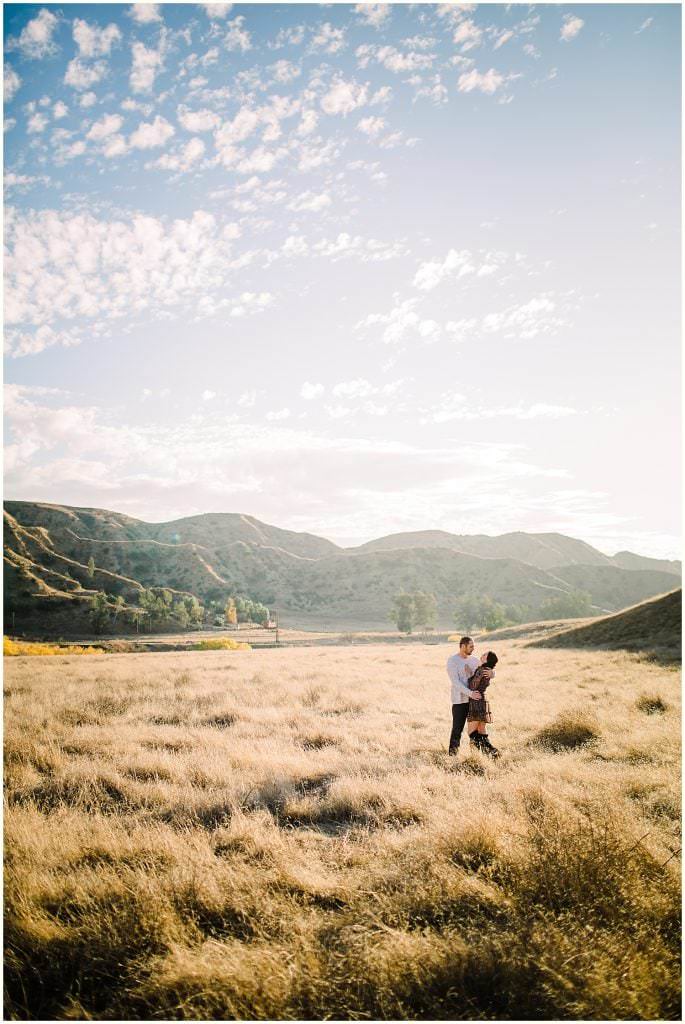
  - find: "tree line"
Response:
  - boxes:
[88,588,271,635]
[390,588,594,634]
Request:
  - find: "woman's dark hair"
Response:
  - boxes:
[485,651,498,669]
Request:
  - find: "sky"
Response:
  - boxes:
[3,2,681,556]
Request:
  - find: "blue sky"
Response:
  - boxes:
[4,3,681,556]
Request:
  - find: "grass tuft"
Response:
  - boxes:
[636,694,668,714]
[532,708,599,751]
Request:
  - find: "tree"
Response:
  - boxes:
[87,556,95,579]
[413,591,437,631]
[504,603,533,626]
[185,595,204,627]
[454,594,506,633]
[538,589,592,621]
[129,607,146,632]
[112,595,126,622]
[391,592,415,634]
[173,600,190,629]
[251,601,269,626]
[89,591,109,635]
[225,597,237,626]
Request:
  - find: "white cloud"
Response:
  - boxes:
[4,64,21,102]
[64,59,107,91]
[63,140,87,161]
[130,115,175,148]
[4,172,51,191]
[8,385,644,557]
[356,298,440,346]
[560,15,584,42]
[413,248,484,290]
[7,8,59,59]
[481,294,569,339]
[224,16,251,52]
[4,207,255,347]
[236,145,286,175]
[229,291,274,317]
[80,91,97,108]
[357,115,386,137]
[5,324,83,357]
[321,77,368,116]
[199,3,233,18]
[301,381,325,400]
[426,395,580,424]
[103,135,128,159]
[332,378,374,399]
[313,233,408,262]
[266,407,291,421]
[457,68,505,94]
[178,107,220,132]
[310,23,346,54]
[268,25,306,50]
[202,389,216,401]
[297,138,340,172]
[409,74,448,104]
[357,43,434,73]
[27,112,49,134]
[151,136,205,172]
[287,191,331,213]
[493,29,514,50]
[53,100,68,119]
[282,235,308,257]
[130,40,164,93]
[325,404,353,420]
[453,18,482,52]
[354,4,391,28]
[87,113,124,141]
[73,18,121,58]
[237,389,264,408]
[269,59,301,83]
[212,97,298,165]
[129,4,162,24]
[297,109,319,136]
[635,17,653,34]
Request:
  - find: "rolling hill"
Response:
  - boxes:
[529,589,681,663]
[352,529,681,575]
[3,500,680,634]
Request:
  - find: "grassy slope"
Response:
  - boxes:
[4,644,680,1020]
[530,589,682,662]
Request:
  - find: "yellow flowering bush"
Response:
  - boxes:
[4,637,104,657]
[193,637,251,651]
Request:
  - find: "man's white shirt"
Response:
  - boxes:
[447,653,480,704]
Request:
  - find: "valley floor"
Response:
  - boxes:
[4,643,681,1020]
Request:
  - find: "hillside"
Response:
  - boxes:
[529,589,682,662]
[4,501,680,633]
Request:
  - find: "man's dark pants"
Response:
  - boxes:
[449,702,469,754]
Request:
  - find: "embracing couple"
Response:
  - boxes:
[447,635,500,758]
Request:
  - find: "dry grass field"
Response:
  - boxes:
[4,642,681,1020]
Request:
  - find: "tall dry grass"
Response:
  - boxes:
[4,643,681,1020]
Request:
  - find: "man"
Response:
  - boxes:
[446,635,492,755]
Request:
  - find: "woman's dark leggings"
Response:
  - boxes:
[449,703,470,754]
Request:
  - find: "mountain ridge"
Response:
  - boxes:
[3,500,680,633]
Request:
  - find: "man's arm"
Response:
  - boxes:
[447,659,479,700]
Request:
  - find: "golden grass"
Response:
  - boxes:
[4,642,681,1020]
[3,637,104,657]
